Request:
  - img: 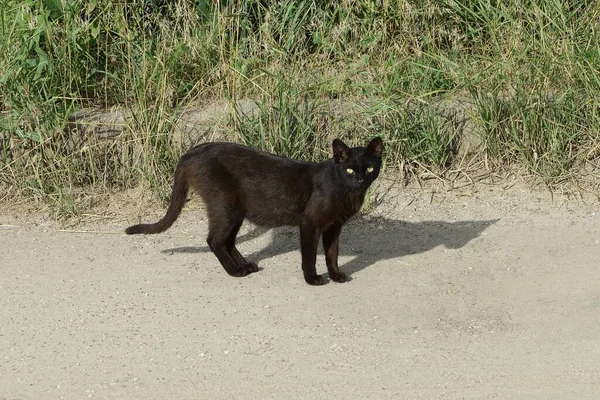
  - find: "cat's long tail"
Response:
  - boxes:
[125,165,189,235]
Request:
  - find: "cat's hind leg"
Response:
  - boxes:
[226,217,259,274]
[206,209,257,277]
[194,169,256,276]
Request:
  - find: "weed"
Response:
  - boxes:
[1,0,599,211]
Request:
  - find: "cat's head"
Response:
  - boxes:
[332,137,383,190]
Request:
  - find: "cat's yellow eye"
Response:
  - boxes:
[346,168,355,174]
[367,167,374,173]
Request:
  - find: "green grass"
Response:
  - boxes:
[1,0,599,211]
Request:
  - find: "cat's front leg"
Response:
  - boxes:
[323,222,348,283]
[299,223,326,285]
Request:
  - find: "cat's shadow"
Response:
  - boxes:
[162,216,498,278]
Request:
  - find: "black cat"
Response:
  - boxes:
[126,137,383,285]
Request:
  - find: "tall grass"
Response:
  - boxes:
[1,0,599,211]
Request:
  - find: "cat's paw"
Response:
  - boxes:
[305,275,327,286]
[329,271,348,283]
[228,269,249,277]
[243,262,259,274]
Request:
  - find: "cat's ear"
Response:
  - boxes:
[366,137,383,158]
[332,139,350,163]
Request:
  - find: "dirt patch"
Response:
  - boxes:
[61,95,484,155]
[2,184,600,399]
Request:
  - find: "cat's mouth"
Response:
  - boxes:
[351,181,369,191]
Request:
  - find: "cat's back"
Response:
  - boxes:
[179,142,316,226]
[180,141,315,192]
[182,142,306,169]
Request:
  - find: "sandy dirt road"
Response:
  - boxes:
[1,185,600,399]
